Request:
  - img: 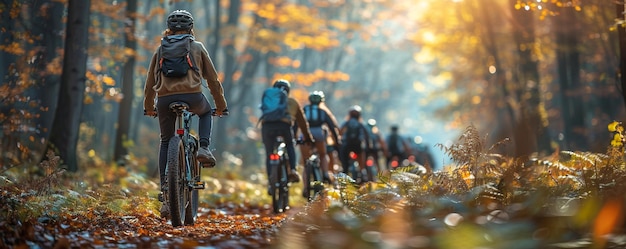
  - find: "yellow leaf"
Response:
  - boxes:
[608,121,619,132]
[102,76,115,86]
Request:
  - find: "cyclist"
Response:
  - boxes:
[338,105,369,181]
[143,10,228,218]
[385,125,412,169]
[299,91,341,184]
[261,79,314,187]
[365,119,388,173]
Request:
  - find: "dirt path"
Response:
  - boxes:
[7,203,304,248]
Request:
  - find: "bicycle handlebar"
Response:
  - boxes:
[296,138,316,145]
[211,108,229,117]
[144,108,230,118]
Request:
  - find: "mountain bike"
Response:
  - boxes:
[347,150,375,184]
[268,136,291,213]
[300,142,324,202]
[164,102,228,227]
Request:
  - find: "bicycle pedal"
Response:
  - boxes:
[193,181,205,189]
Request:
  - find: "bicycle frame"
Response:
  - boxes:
[176,108,197,182]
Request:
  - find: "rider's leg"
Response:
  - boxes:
[339,144,350,174]
[261,125,277,177]
[185,93,213,147]
[315,140,331,181]
[156,96,178,190]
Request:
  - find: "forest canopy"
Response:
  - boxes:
[0,0,625,173]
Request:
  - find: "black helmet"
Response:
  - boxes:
[273,79,291,93]
[309,91,325,104]
[167,10,194,31]
[348,105,362,118]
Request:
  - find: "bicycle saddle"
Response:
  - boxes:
[169,101,190,111]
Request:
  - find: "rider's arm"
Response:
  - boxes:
[289,98,314,142]
[320,108,341,144]
[198,42,227,111]
[143,50,159,114]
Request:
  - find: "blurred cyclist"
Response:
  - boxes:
[260,79,314,186]
[385,125,412,169]
[299,91,341,184]
[365,119,388,173]
[338,105,369,181]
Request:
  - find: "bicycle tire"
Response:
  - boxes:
[303,161,313,200]
[311,163,323,199]
[269,161,281,213]
[184,152,199,225]
[280,163,289,212]
[167,136,190,227]
[304,158,323,201]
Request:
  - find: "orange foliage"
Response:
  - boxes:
[273,70,349,87]
[593,198,624,246]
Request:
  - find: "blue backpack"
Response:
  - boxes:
[260,87,289,122]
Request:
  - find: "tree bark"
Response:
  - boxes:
[212,0,241,160]
[617,0,626,111]
[555,7,585,150]
[114,0,138,165]
[48,0,91,172]
[510,2,553,157]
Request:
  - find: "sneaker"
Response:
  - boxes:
[197,147,216,167]
[160,203,170,219]
[288,171,301,183]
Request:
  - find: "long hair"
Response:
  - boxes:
[162,28,194,37]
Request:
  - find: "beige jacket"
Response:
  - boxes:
[287,97,314,142]
[143,38,227,111]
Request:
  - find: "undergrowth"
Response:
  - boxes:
[277,123,626,249]
[3,122,626,248]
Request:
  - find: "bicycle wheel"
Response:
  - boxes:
[311,163,324,199]
[184,151,199,225]
[280,163,290,211]
[304,157,323,201]
[269,161,282,213]
[303,161,313,201]
[167,136,190,227]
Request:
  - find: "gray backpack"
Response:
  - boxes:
[158,34,199,77]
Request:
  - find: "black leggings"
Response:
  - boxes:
[261,122,297,177]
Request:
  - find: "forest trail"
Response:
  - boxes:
[7,202,303,248]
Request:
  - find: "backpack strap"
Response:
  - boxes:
[186,35,201,76]
[157,45,163,73]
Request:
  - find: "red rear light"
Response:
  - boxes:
[269,154,280,161]
[349,152,357,160]
[391,160,399,168]
[176,129,184,135]
[366,159,374,167]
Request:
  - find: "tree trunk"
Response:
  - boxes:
[36,1,66,160]
[510,1,553,157]
[213,0,241,160]
[555,7,585,150]
[114,0,138,165]
[617,0,626,111]
[48,0,91,172]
